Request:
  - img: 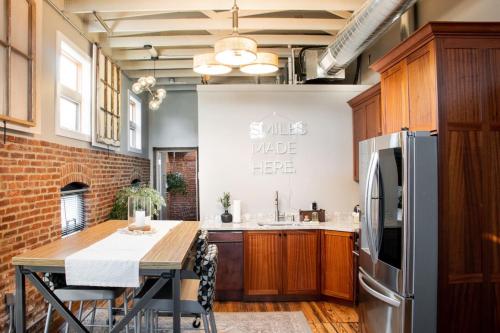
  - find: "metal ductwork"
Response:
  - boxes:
[318,0,417,75]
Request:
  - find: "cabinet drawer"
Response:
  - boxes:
[209,231,243,243]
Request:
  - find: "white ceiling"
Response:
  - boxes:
[62,0,365,83]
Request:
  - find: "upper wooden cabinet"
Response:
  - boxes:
[372,33,438,134]
[244,230,319,298]
[321,230,354,301]
[348,83,381,181]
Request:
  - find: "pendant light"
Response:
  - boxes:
[132,59,166,111]
[240,52,279,74]
[214,0,257,66]
[193,53,232,75]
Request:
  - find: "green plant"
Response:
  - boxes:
[109,185,166,219]
[218,192,231,210]
[166,172,187,195]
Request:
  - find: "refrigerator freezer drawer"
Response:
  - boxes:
[359,270,412,333]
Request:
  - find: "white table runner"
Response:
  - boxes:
[65,220,182,288]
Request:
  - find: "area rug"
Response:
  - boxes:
[87,310,312,332]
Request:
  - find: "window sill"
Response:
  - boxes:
[128,147,143,154]
[56,128,91,142]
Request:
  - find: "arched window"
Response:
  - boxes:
[131,178,141,187]
[60,182,88,237]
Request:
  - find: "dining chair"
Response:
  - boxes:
[43,273,130,333]
[134,244,219,333]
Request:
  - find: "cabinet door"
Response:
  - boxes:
[381,60,408,134]
[283,230,320,295]
[365,95,382,138]
[321,230,354,300]
[407,42,438,131]
[352,107,367,182]
[244,231,282,296]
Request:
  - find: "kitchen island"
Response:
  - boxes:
[201,221,359,302]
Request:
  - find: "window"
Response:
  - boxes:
[56,32,91,141]
[95,47,121,147]
[0,0,36,127]
[128,92,142,152]
[60,183,87,237]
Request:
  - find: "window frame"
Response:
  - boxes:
[55,31,91,142]
[60,189,86,238]
[128,90,142,153]
[0,0,36,127]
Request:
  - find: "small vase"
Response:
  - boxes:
[221,210,233,223]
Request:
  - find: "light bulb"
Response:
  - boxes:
[145,76,156,88]
[156,88,166,100]
[132,82,143,94]
[149,99,160,111]
[138,77,147,87]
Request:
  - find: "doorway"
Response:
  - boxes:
[153,148,199,221]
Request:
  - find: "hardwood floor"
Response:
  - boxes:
[213,301,359,333]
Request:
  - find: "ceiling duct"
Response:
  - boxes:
[318,0,417,75]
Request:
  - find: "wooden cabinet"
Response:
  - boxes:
[282,231,320,295]
[348,83,381,181]
[370,22,500,331]
[208,231,244,300]
[321,231,354,301]
[375,42,438,134]
[244,230,319,298]
[243,231,282,296]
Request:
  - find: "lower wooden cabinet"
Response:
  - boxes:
[243,231,282,296]
[243,230,319,298]
[321,230,354,301]
[208,231,244,300]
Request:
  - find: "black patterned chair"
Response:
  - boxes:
[134,244,219,333]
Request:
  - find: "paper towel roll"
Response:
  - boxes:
[233,200,241,223]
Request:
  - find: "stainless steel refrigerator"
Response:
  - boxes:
[358,131,438,333]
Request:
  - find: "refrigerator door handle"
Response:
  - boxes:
[365,151,379,263]
[359,272,401,308]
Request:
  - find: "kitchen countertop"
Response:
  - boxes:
[201,220,359,233]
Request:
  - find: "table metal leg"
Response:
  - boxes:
[173,269,181,333]
[110,273,170,333]
[25,271,89,333]
[15,266,26,333]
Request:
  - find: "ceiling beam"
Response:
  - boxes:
[112,47,295,60]
[64,0,365,13]
[106,34,334,48]
[119,58,288,70]
[88,18,346,33]
[125,68,281,78]
[329,10,352,19]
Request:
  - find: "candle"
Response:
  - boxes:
[135,210,145,226]
[233,200,241,223]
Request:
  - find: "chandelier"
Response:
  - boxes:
[193,0,278,76]
[131,60,166,111]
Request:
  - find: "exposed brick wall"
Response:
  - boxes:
[165,151,198,221]
[0,135,150,331]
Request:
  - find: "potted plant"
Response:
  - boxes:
[110,184,166,220]
[218,192,232,223]
[166,172,187,195]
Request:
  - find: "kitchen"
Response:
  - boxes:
[1,0,499,333]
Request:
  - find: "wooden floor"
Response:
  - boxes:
[213,301,359,333]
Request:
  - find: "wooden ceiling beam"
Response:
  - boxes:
[64,0,364,13]
[87,18,346,33]
[106,34,334,48]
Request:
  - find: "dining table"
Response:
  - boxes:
[12,220,200,333]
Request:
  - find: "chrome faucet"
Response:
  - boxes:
[274,191,285,222]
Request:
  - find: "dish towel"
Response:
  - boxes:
[65,220,182,288]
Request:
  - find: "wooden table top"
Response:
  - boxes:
[12,220,200,270]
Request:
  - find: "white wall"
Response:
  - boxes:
[198,85,368,219]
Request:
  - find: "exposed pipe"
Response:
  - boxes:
[318,0,417,75]
[44,0,94,44]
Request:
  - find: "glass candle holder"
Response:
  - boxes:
[128,196,152,226]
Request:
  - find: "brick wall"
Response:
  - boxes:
[165,151,198,221]
[0,135,150,331]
